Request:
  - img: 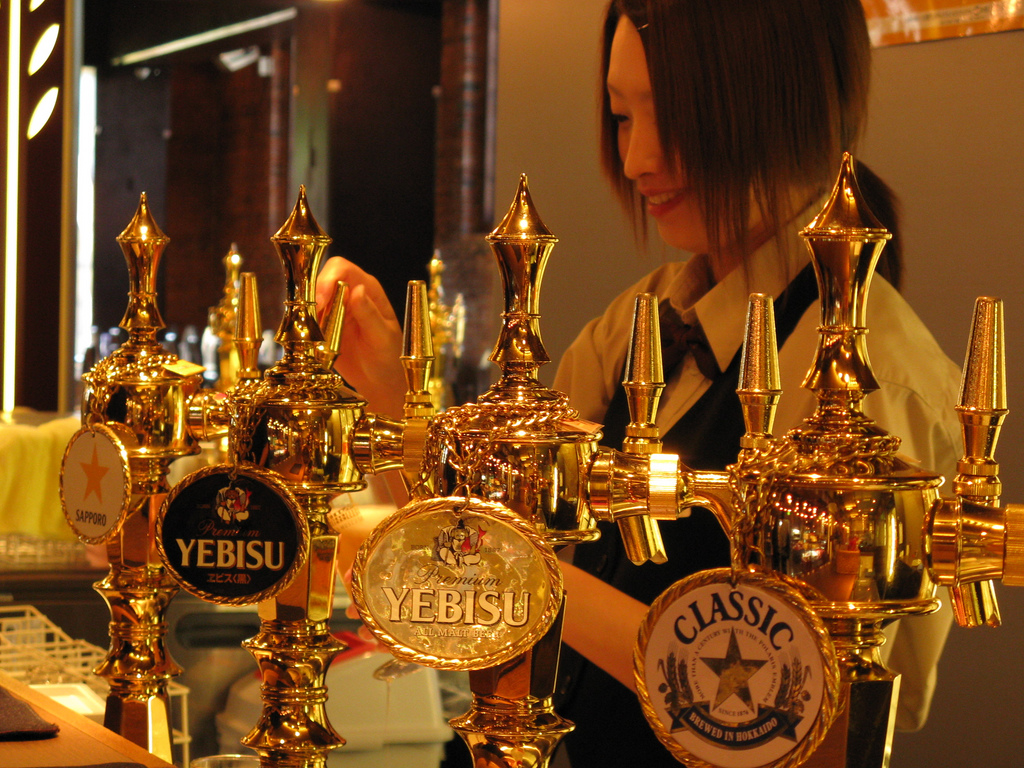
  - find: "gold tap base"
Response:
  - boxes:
[451,698,573,768]
[92,565,181,761]
[448,597,572,768]
[804,614,901,768]
[241,618,346,768]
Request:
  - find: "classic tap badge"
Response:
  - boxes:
[60,423,133,543]
[157,464,308,604]
[635,569,839,768]
[352,496,564,670]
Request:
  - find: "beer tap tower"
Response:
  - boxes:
[60,194,203,761]
[157,187,431,768]
[630,153,1024,768]
[352,175,679,768]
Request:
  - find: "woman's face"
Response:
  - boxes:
[606,16,712,255]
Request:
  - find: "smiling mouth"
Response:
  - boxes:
[645,190,682,206]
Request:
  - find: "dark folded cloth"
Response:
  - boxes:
[0,683,59,740]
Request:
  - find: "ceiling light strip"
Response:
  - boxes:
[111,8,297,67]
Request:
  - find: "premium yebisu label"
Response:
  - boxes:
[637,570,837,768]
[353,497,563,670]
[159,466,306,603]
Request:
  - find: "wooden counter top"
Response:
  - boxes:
[0,671,175,768]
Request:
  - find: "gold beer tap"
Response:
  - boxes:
[631,154,951,768]
[60,193,204,761]
[157,187,434,768]
[352,175,681,768]
[927,297,1024,602]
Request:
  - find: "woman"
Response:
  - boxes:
[316,1,959,765]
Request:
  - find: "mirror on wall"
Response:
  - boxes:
[2,0,448,415]
[81,0,442,399]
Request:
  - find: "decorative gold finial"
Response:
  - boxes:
[799,152,892,430]
[486,174,556,377]
[116,192,168,336]
[271,186,333,364]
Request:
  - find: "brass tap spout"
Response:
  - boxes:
[350,280,436,488]
[235,272,264,381]
[211,243,243,389]
[588,293,672,565]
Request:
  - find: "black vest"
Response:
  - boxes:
[555,265,818,768]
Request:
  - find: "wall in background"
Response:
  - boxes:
[494,2,1024,765]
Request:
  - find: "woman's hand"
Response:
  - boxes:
[315,256,406,417]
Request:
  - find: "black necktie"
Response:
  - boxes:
[659,301,720,380]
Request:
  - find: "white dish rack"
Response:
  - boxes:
[0,603,192,766]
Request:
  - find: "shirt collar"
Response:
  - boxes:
[665,201,822,374]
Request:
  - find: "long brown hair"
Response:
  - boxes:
[600,0,902,288]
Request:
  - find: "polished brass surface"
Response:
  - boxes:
[631,154,1024,766]
[171,188,358,768]
[64,193,203,761]
[926,292,1024,600]
[449,598,573,768]
[626,155,970,767]
[719,155,942,764]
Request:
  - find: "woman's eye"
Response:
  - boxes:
[611,113,630,126]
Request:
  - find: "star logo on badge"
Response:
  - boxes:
[700,629,767,712]
[80,443,109,502]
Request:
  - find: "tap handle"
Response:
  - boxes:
[622,293,665,450]
[402,280,435,418]
[315,281,348,369]
[234,273,263,379]
[949,297,1007,628]
[956,297,1007,489]
[737,293,782,450]
[617,293,668,565]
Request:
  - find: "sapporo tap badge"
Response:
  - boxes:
[352,496,564,670]
[635,569,840,768]
[157,464,308,604]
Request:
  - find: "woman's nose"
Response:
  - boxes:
[621,118,664,180]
